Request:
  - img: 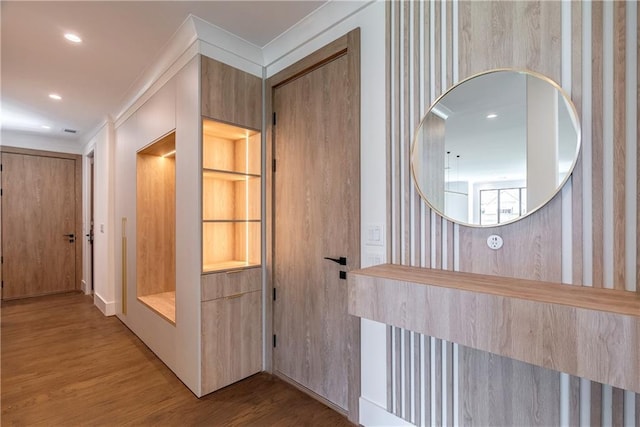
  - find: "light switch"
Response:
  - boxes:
[100,224,105,233]
[365,223,385,246]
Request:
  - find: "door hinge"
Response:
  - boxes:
[273,334,277,347]
[273,288,276,301]
[1,163,3,171]
[272,159,276,173]
[1,281,3,289]
[272,112,277,126]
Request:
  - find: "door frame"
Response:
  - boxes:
[265,29,361,424]
[0,146,83,295]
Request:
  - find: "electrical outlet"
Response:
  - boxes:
[487,234,503,250]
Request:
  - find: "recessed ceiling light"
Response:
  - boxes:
[41,125,51,129]
[486,113,498,119]
[64,33,82,43]
[49,93,62,100]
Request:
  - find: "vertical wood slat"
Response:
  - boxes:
[387,325,393,411]
[413,332,421,424]
[412,0,422,268]
[591,1,604,288]
[404,329,412,420]
[571,0,584,287]
[445,341,454,427]
[613,1,626,290]
[569,376,581,426]
[395,327,402,415]
[612,387,624,426]
[392,0,401,265]
[434,338,443,426]
[638,0,640,295]
[591,382,603,427]
[402,0,411,266]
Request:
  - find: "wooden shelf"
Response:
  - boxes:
[138,291,176,325]
[203,260,260,273]
[348,264,640,393]
[203,169,260,181]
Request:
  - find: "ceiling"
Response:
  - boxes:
[1,1,327,145]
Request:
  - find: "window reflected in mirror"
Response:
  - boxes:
[411,69,581,227]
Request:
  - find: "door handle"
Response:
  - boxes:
[324,256,347,266]
[64,233,75,242]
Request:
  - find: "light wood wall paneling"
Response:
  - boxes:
[637,0,640,297]
[402,0,411,266]
[591,382,603,427]
[459,194,562,282]
[612,387,624,426]
[434,338,443,427]
[200,57,262,131]
[569,375,581,426]
[394,326,402,415]
[412,331,421,424]
[613,1,627,290]
[591,0,605,288]
[571,1,584,288]
[460,348,559,426]
[403,329,412,419]
[391,0,401,265]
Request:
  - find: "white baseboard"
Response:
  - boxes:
[81,279,91,295]
[359,397,414,427]
[94,293,116,316]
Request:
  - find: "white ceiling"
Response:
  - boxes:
[1,1,327,144]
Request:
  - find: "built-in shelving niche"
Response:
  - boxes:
[202,118,261,273]
[136,131,176,324]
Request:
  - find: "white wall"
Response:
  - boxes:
[0,130,84,154]
[82,121,116,314]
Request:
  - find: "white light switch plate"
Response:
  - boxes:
[365,223,385,246]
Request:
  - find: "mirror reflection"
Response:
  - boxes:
[411,69,580,227]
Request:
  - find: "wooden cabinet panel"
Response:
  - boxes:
[201,290,262,394]
[201,267,261,301]
[201,57,262,130]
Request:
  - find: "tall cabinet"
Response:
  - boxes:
[115,54,262,397]
[200,58,262,394]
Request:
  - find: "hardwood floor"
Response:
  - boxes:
[1,292,352,426]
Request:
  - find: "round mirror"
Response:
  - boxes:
[411,69,581,227]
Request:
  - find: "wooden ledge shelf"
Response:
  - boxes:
[138,292,176,325]
[348,264,640,393]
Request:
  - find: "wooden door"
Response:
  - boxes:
[1,152,77,299]
[272,31,360,413]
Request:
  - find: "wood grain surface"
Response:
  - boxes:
[1,293,350,426]
[201,267,261,301]
[269,30,360,422]
[349,264,640,393]
[136,152,175,298]
[1,152,77,299]
[201,290,262,394]
[201,57,262,131]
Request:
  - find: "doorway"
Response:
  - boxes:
[267,29,361,422]
[1,147,82,299]
[87,152,95,292]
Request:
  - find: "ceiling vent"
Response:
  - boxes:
[63,128,77,134]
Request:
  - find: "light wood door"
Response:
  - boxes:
[1,152,77,299]
[272,34,360,412]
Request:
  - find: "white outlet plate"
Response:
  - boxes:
[487,234,503,250]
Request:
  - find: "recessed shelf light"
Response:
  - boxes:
[41,125,51,129]
[49,93,62,100]
[486,113,498,119]
[64,33,82,43]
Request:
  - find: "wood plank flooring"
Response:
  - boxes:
[1,292,352,426]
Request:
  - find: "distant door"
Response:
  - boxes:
[272,31,360,412]
[1,152,77,299]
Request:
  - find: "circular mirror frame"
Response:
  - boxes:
[410,68,582,228]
